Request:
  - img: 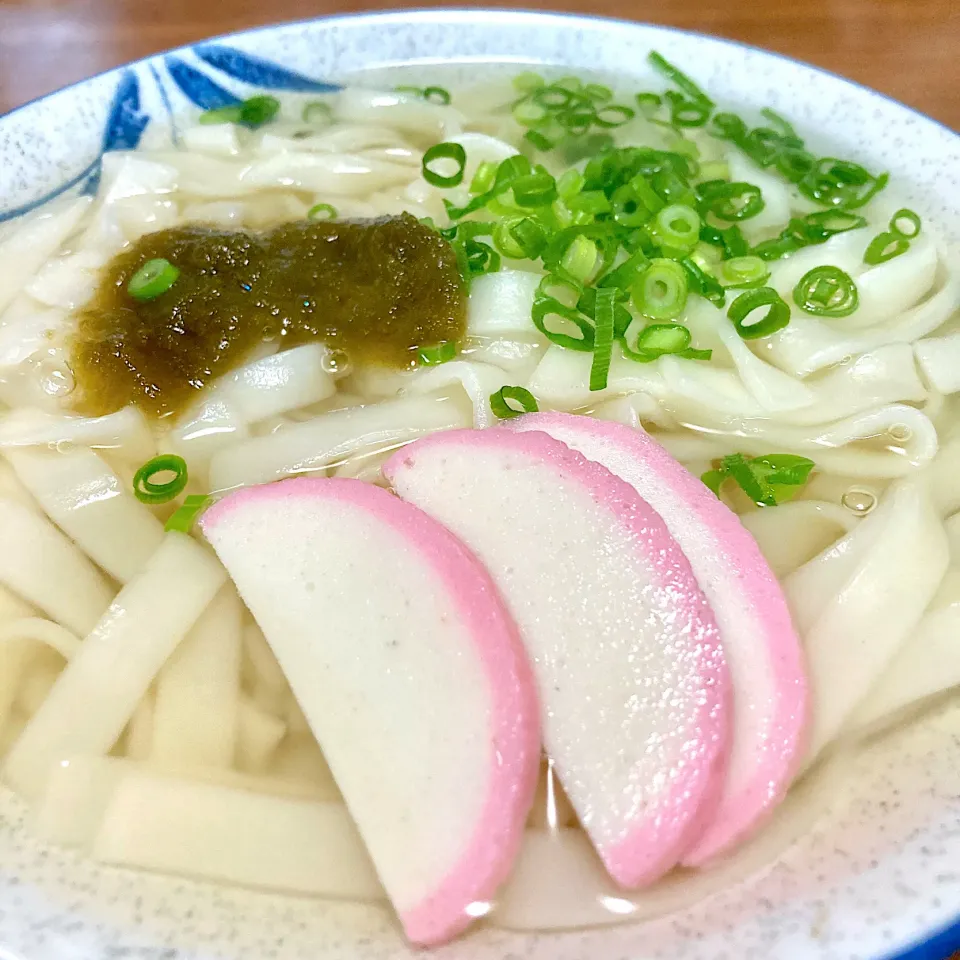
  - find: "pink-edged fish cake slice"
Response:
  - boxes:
[506,412,808,865]
[385,429,730,889]
[201,476,541,946]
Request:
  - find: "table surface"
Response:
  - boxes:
[0,0,958,128]
[0,1,958,956]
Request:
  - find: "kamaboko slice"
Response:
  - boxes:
[384,429,729,888]
[201,476,540,946]
[506,412,808,865]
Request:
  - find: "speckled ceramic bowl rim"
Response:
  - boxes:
[0,7,956,142]
[0,9,958,960]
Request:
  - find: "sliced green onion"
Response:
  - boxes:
[720,453,777,506]
[165,494,212,533]
[635,92,662,115]
[133,455,189,505]
[598,249,651,292]
[589,288,617,391]
[422,142,467,188]
[775,147,817,183]
[462,239,501,279]
[423,86,451,105]
[864,230,911,265]
[556,107,595,136]
[701,467,727,497]
[532,296,595,351]
[533,84,577,110]
[760,107,800,141]
[584,83,614,102]
[490,385,539,419]
[752,453,816,486]
[539,273,583,307]
[491,221,524,260]
[652,204,701,252]
[752,234,804,262]
[561,235,599,284]
[557,169,585,200]
[567,190,611,216]
[199,105,243,125]
[302,101,333,124]
[718,255,770,289]
[889,208,922,239]
[680,346,713,361]
[728,287,790,339]
[470,161,498,195]
[703,452,815,506]
[513,72,546,93]
[799,159,888,208]
[742,127,783,167]
[394,85,424,97]
[307,203,337,221]
[680,256,726,307]
[512,98,548,126]
[238,95,280,129]
[128,258,180,301]
[647,52,714,108]
[651,168,696,207]
[612,174,664,225]
[698,160,731,181]
[595,104,635,128]
[709,112,748,142]
[524,128,556,152]
[633,258,689,321]
[509,218,548,259]
[511,171,558,208]
[665,92,710,128]
[418,341,458,365]
[719,225,750,258]
[622,322,692,361]
[803,209,868,241]
[699,181,765,221]
[793,266,859,317]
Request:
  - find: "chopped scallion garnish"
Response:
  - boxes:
[302,101,333,124]
[793,266,859,318]
[699,181,765,222]
[702,453,815,506]
[422,142,468,188]
[589,288,617,391]
[225,95,280,129]
[561,235,599,284]
[633,258,689,321]
[307,203,338,221]
[133,455,189,505]
[728,287,790,339]
[128,258,180,301]
[418,342,458,365]
[532,293,596,351]
[652,204,701,253]
[622,322,693,362]
[717,255,770,289]
[490,386,539,419]
[863,208,922,265]
[165,494,212,533]
[513,72,545,93]
[647,52,714,108]
[423,86,452,105]
[864,231,910,265]
[889,208,922,239]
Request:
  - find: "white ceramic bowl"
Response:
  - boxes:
[1,11,959,960]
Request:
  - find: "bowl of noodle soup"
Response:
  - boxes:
[0,9,959,960]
